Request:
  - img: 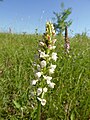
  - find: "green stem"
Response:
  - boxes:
[37,100,41,120]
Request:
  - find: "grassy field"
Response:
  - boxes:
[0,33,90,120]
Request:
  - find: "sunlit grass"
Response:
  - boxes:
[0,33,90,119]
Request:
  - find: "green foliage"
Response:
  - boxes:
[53,3,72,34]
[0,33,90,119]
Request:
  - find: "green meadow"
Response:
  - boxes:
[0,33,90,120]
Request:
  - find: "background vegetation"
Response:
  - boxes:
[0,33,90,120]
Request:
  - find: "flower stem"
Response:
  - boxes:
[37,100,41,120]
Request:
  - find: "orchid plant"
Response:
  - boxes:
[31,22,57,120]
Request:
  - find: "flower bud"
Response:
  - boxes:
[43,87,48,93]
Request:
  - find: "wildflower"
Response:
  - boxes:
[32,80,38,85]
[48,45,52,50]
[35,72,42,78]
[46,79,51,84]
[39,41,45,46]
[43,75,52,81]
[52,46,56,49]
[37,97,46,106]
[37,88,43,96]
[49,64,56,74]
[48,82,55,88]
[49,68,54,74]
[43,75,52,84]
[41,99,46,106]
[32,22,57,112]
[39,51,46,58]
[52,52,58,61]
[39,51,49,58]
[40,60,46,68]
[48,45,56,50]
[50,64,56,70]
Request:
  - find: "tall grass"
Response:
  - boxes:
[0,33,90,120]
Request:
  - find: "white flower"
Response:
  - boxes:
[43,76,52,81]
[52,46,56,49]
[32,80,38,85]
[43,87,48,93]
[39,51,46,58]
[48,82,55,88]
[39,51,49,58]
[50,64,56,70]
[45,54,49,57]
[49,64,56,74]
[41,99,46,106]
[52,52,58,61]
[49,68,54,74]
[37,88,42,96]
[43,75,52,84]
[39,41,45,46]
[37,97,46,106]
[35,72,42,78]
[40,60,46,68]
[48,45,56,50]
[46,79,51,84]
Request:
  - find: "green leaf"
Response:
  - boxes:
[13,100,21,109]
[70,112,75,120]
[47,118,53,120]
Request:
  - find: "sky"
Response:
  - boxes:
[0,0,90,36]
